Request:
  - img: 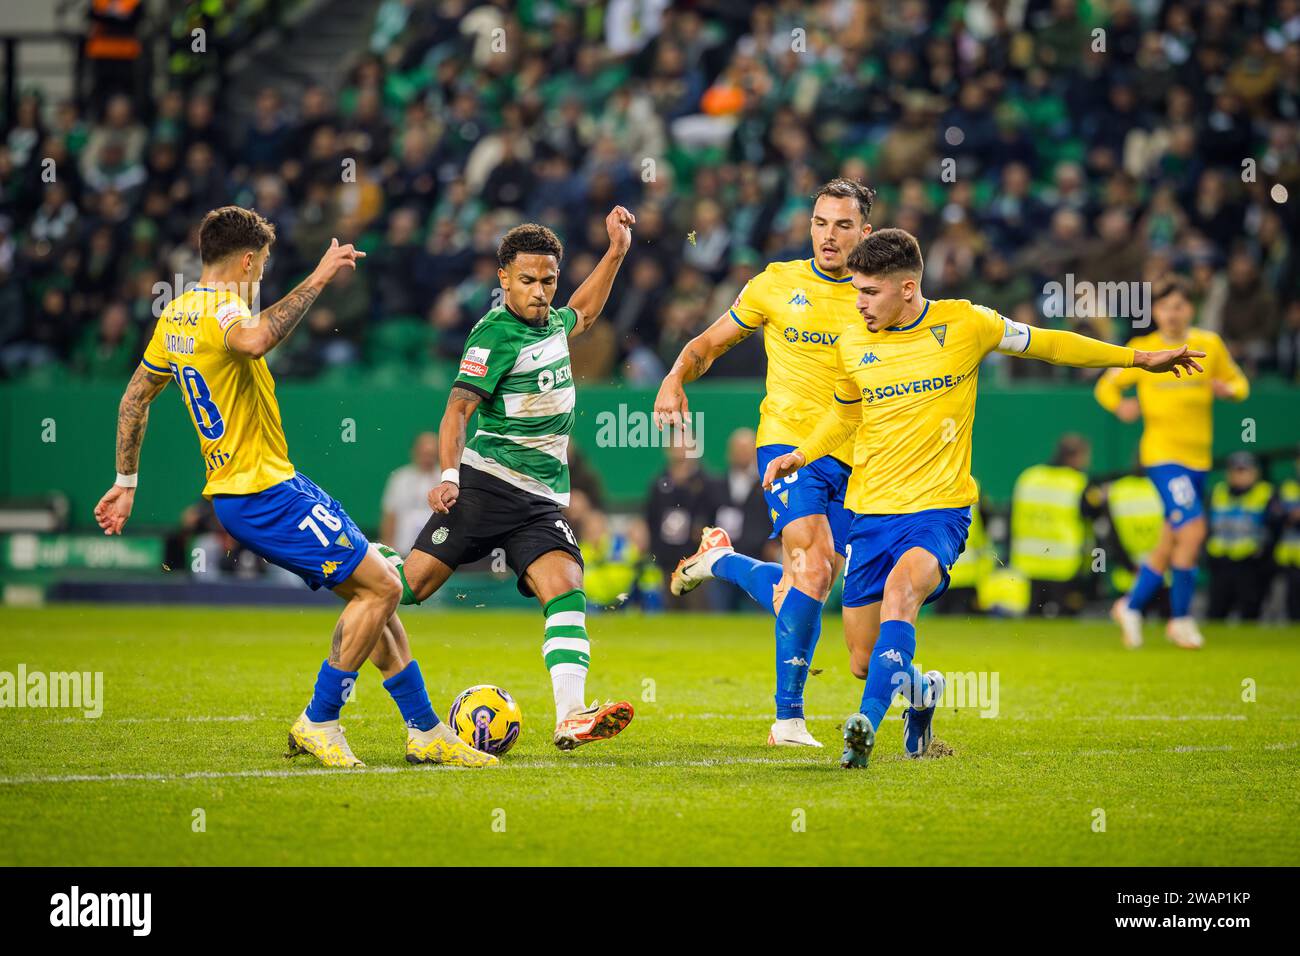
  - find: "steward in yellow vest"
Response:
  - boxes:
[1206,452,1275,621]
[1010,435,1103,616]
[1272,457,1300,621]
[1106,475,1166,595]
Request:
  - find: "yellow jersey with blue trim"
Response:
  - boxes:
[1094,328,1248,471]
[729,258,859,464]
[139,286,296,497]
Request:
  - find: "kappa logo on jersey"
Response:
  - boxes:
[880,648,904,664]
[784,327,840,346]
[860,351,881,365]
[459,346,491,378]
[931,324,947,347]
[787,288,812,308]
[321,560,340,576]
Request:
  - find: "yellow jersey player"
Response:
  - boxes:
[763,229,1203,769]
[92,205,495,770]
[653,179,873,748]
[1095,275,1249,650]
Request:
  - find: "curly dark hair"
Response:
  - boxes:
[198,205,276,264]
[846,228,924,278]
[813,178,876,222]
[497,223,564,268]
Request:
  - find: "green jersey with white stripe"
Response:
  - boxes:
[452,304,579,505]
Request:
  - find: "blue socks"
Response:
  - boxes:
[1170,566,1196,618]
[713,553,781,614]
[382,659,439,731]
[774,587,823,719]
[1127,563,1163,612]
[305,660,358,723]
[860,620,918,731]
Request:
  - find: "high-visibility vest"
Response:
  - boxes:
[979,568,1032,616]
[1108,475,1165,592]
[1274,479,1300,567]
[948,492,992,591]
[1010,465,1089,581]
[1206,481,1273,560]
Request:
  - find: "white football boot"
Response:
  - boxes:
[1166,616,1205,649]
[767,717,823,747]
[1111,598,1144,649]
[670,526,734,596]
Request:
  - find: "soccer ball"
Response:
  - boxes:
[449,684,523,755]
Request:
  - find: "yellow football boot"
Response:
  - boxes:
[286,712,365,768]
[406,723,499,768]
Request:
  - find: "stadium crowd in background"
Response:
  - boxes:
[1,0,1299,387]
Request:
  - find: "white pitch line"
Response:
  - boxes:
[0,743,1295,787]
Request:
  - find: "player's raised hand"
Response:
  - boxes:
[93,485,135,535]
[606,206,635,256]
[314,237,366,284]
[428,480,460,514]
[762,451,806,490]
[652,377,690,431]
[1134,344,1206,378]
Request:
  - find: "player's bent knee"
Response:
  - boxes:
[849,657,871,680]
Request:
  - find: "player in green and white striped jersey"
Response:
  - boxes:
[400,209,638,751]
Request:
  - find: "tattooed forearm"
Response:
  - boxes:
[254,280,322,350]
[440,386,483,471]
[115,367,168,474]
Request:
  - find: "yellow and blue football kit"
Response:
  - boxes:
[796,299,1136,607]
[139,286,367,589]
[1095,328,1247,527]
[730,258,860,554]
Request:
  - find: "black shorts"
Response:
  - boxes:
[411,465,583,597]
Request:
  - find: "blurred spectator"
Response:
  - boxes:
[380,432,440,553]
[645,442,722,609]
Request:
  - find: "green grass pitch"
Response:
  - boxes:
[1,604,1297,866]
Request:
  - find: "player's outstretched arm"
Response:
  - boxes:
[93,366,170,535]
[565,206,635,337]
[429,386,482,514]
[227,238,365,358]
[1005,324,1205,377]
[653,313,754,430]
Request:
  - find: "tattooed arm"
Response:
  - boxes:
[652,312,755,430]
[93,365,170,535]
[428,386,483,514]
[227,238,365,358]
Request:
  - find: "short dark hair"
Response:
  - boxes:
[198,206,276,264]
[497,223,563,268]
[1151,273,1193,305]
[846,228,924,278]
[813,178,876,222]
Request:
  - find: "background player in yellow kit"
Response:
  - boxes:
[763,229,1203,768]
[1095,275,1250,650]
[653,179,873,748]
[93,206,494,770]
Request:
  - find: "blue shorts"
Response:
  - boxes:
[756,443,853,556]
[841,507,972,608]
[1146,463,1208,528]
[212,473,369,590]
